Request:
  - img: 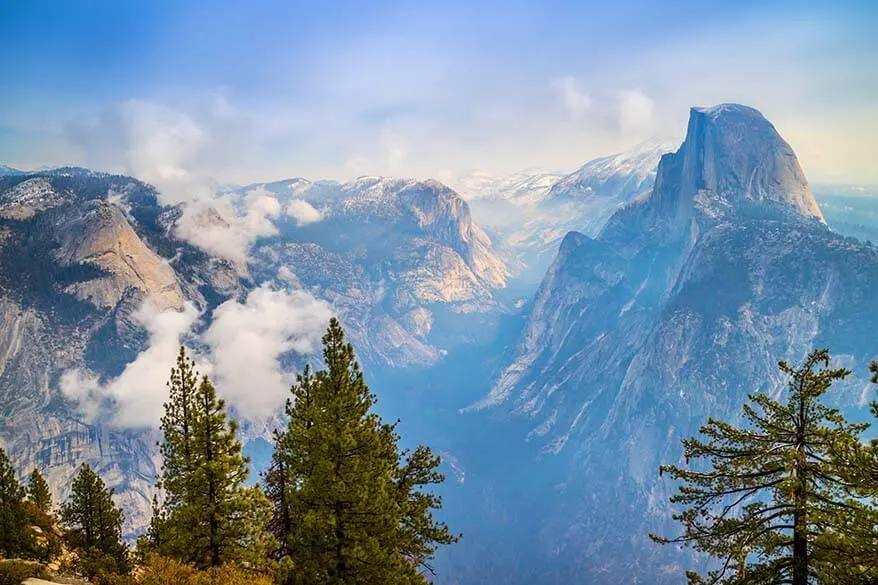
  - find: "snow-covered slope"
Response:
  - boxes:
[545,138,673,203]
[454,169,565,205]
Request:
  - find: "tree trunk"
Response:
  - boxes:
[204,393,220,568]
[792,385,809,585]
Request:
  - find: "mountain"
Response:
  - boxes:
[0,165,25,177]
[460,141,674,284]
[544,138,674,205]
[1,105,874,583]
[468,104,877,582]
[0,168,509,538]
[0,170,195,534]
[245,176,511,364]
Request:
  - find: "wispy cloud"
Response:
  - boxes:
[618,90,655,137]
[552,76,592,116]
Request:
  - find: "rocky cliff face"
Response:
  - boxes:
[472,104,877,582]
[0,171,194,536]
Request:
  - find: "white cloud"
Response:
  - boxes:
[243,187,282,236]
[170,189,281,266]
[287,199,323,225]
[552,76,592,116]
[202,285,333,420]
[618,90,655,136]
[61,299,201,428]
[61,285,333,428]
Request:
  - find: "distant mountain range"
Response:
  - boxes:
[1,105,877,584]
[457,140,674,284]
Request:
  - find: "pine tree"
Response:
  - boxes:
[60,464,129,576]
[27,468,52,514]
[267,318,458,585]
[151,347,273,569]
[0,446,30,558]
[137,494,168,559]
[395,445,459,575]
[651,349,873,584]
[159,347,200,510]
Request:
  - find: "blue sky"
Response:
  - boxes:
[1,0,876,184]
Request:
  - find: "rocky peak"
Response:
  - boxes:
[648,104,824,224]
[55,201,184,310]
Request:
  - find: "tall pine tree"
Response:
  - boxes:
[60,464,129,576]
[158,347,200,511]
[27,468,52,514]
[149,347,272,569]
[0,446,30,558]
[267,318,458,585]
[651,349,873,584]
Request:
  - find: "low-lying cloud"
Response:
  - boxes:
[60,299,200,428]
[203,285,333,420]
[61,286,333,428]
[286,199,323,225]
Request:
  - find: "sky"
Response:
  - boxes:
[1,0,877,185]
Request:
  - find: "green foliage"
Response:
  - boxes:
[0,446,31,558]
[146,347,274,570]
[651,349,876,584]
[0,559,48,585]
[266,318,459,585]
[60,464,130,577]
[27,467,52,514]
[22,499,62,563]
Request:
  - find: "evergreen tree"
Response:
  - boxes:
[137,494,167,560]
[651,349,873,584]
[267,318,458,585]
[27,468,52,514]
[151,347,273,569]
[60,464,129,576]
[0,446,30,558]
[159,347,200,510]
[395,445,458,575]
